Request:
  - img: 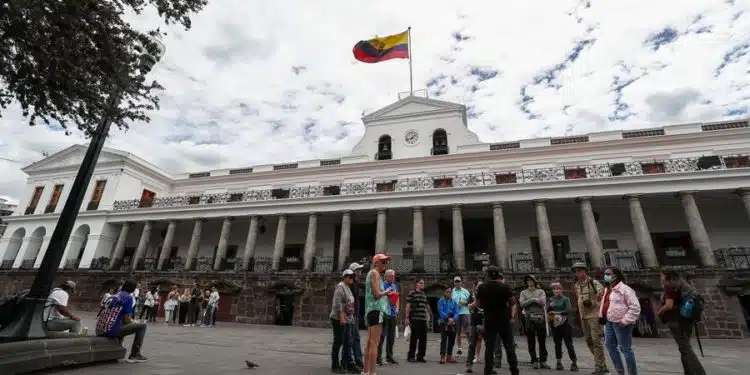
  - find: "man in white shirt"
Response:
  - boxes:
[206,287,220,327]
[44,280,82,334]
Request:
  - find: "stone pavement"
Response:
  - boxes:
[50,313,749,375]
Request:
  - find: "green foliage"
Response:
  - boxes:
[0,0,208,136]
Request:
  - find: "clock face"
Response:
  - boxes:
[404,130,419,145]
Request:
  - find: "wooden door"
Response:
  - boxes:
[215,295,233,322]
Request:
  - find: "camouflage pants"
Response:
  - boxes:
[581,318,608,374]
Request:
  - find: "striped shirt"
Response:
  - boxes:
[407,290,429,321]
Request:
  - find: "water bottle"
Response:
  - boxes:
[81,326,89,336]
[680,300,694,318]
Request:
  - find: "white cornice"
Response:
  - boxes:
[86,168,750,222]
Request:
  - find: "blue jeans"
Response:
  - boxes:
[604,321,637,375]
[350,323,363,365]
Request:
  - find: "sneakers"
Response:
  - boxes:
[456,348,463,357]
[385,358,398,365]
[126,354,148,363]
[439,355,446,364]
[446,356,457,364]
[571,362,579,372]
[539,362,551,369]
[557,360,564,370]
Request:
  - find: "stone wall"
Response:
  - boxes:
[1,269,748,338]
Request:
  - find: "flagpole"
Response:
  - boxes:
[407,26,413,96]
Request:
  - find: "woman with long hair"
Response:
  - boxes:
[179,288,190,325]
[363,254,393,375]
[599,267,641,375]
[164,285,179,325]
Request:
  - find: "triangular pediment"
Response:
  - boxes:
[22,144,128,174]
[362,96,465,123]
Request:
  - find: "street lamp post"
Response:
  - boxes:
[0,37,165,342]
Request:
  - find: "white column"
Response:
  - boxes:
[413,207,425,271]
[157,221,177,270]
[627,195,658,268]
[184,219,204,270]
[679,192,715,266]
[33,236,52,268]
[272,215,287,271]
[108,222,130,269]
[132,221,152,268]
[492,203,509,269]
[242,216,260,271]
[452,205,466,271]
[375,209,387,254]
[59,235,84,269]
[534,200,555,269]
[303,213,318,271]
[12,237,34,268]
[213,218,233,271]
[0,238,10,265]
[338,211,351,271]
[578,197,604,269]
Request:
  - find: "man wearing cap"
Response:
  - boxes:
[572,262,609,375]
[476,267,519,375]
[43,280,82,334]
[347,262,365,369]
[451,276,472,357]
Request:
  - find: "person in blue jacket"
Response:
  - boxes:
[438,286,460,364]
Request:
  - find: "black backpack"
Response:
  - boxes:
[0,289,30,329]
[680,287,704,322]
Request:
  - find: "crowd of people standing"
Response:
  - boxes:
[329,257,707,375]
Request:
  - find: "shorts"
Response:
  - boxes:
[457,315,470,331]
[366,310,383,327]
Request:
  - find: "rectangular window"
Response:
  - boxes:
[641,162,665,174]
[564,167,587,180]
[433,178,453,188]
[87,180,107,211]
[725,156,750,169]
[495,173,518,184]
[45,184,64,213]
[25,186,44,215]
[139,189,156,208]
[375,181,396,192]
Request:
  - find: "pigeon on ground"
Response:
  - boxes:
[245,360,259,369]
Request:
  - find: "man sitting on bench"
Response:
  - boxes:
[44,280,82,334]
[96,279,149,362]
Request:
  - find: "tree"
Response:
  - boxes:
[0,0,208,136]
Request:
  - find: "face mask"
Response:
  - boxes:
[603,275,614,283]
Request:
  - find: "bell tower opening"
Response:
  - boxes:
[377,135,393,160]
[431,129,448,155]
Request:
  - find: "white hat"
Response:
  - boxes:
[349,262,364,271]
[453,276,462,282]
[342,269,355,277]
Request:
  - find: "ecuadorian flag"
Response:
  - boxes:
[352,30,409,63]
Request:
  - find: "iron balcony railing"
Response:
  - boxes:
[111,155,750,211]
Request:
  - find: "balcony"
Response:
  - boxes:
[431,145,449,156]
[112,154,750,211]
[376,149,392,161]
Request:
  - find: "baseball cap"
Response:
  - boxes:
[372,253,391,263]
[348,262,364,271]
[453,276,462,282]
[342,269,355,277]
[64,280,77,289]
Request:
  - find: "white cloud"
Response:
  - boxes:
[1,0,750,203]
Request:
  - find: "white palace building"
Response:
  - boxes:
[2,94,750,276]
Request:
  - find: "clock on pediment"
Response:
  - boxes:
[404,129,419,145]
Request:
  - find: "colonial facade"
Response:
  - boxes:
[0,94,749,337]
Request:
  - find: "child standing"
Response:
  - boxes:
[438,287,460,364]
[549,282,578,371]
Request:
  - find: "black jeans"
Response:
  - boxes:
[439,323,456,356]
[331,318,352,369]
[484,321,518,375]
[668,320,706,375]
[377,314,396,361]
[407,319,427,360]
[113,322,147,357]
[138,305,151,321]
[552,322,577,361]
[525,318,548,362]
[187,301,200,324]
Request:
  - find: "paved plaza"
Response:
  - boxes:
[49,313,749,375]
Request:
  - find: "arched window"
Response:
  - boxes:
[432,129,449,155]
[377,135,392,160]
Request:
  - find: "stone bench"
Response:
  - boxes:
[0,336,126,374]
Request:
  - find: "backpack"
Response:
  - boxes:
[679,287,704,322]
[0,289,30,328]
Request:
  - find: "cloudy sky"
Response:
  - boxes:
[1,0,749,203]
